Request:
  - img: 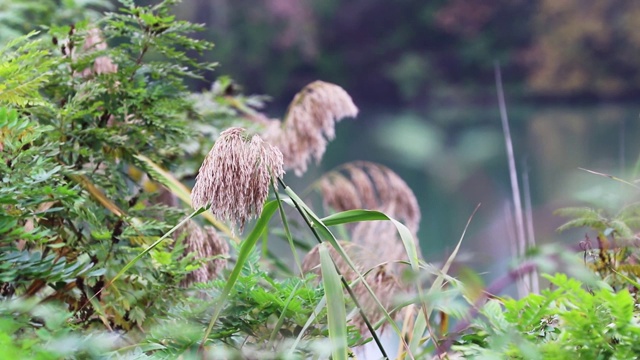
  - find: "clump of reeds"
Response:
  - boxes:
[191,127,284,231]
[301,162,422,335]
[177,220,229,287]
[302,241,402,335]
[261,81,358,176]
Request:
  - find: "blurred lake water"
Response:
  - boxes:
[306,102,640,278]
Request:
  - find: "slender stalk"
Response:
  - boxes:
[503,203,525,297]
[619,118,626,174]
[495,63,529,296]
[522,161,539,293]
[278,178,389,359]
[272,181,305,276]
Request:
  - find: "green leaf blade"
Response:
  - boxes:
[319,244,348,360]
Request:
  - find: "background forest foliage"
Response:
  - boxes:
[4,0,638,105]
[4,0,640,359]
[168,0,640,105]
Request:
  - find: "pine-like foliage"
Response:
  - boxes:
[0,32,56,107]
[0,0,216,334]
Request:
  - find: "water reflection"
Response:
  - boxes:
[319,103,640,281]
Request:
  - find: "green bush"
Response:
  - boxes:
[453,273,640,359]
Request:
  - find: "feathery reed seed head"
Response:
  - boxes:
[191,127,284,231]
[263,81,358,176]
[178,221,229,287]
[203,226,229,277]
[320,161,421,234]
[83,28,108,51]
[318,161,422,269]
[320,174,362,212]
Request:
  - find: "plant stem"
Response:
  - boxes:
[495,62,530,296]
[272,181,305,276]
[278,177,389,359]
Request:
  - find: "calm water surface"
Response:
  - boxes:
[306,102,640,278]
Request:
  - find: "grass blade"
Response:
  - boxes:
[272,183,304,276]
[290,295,327,354]
[268,281,302,347]
[578,167,640,190]
[429,204,481,298]
[321,209,420,273]
[319,243,348,360]
[200,200,279,349]
[322,208,427,356]
[408,310,427,357]
[284,186,409,359]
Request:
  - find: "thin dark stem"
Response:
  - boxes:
[278,177,389,359]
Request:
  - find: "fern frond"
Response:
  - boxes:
[0,31,55,107]
[554,206,603,219]
[556,218,608,233]
[609,219,634,238]
[617,264,640,278]
[555,206,607,232]
[0,74,49,107]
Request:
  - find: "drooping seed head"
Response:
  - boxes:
[263,81,358,176]
[191,127,284,231]
[318,161,423,269]
[178,221,229,287]
[319,161,421,234]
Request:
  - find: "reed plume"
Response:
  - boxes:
[318,161,422,269]
[191,127,284,231]
[262,81,358,176]
[319,161,421,231]
[306,162,423,335]
[177,221,229,287]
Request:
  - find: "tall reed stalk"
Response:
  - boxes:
[495,63,538,295]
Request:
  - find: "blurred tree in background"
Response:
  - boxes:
[167,0,640,105]
[7,0,639,105]
[526,0,640,98]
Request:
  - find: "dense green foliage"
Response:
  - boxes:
[1,0,211,331]
[455,273,640,358]
[0,1,366,357]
